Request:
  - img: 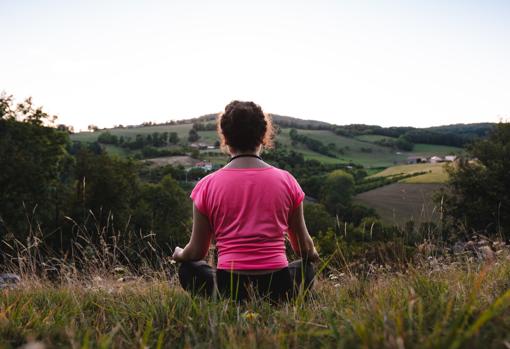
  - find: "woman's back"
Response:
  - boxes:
[190,165,305,270]
[173,100,318,302]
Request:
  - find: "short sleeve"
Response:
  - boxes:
[190,177,209,216]
[286,171,305,210]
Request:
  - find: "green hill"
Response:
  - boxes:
[71,117,485,168]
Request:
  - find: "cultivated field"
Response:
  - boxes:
[371,163,449,184]
[354,183,445,225]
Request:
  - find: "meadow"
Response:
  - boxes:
[2,244,510,348]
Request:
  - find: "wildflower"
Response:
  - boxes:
[242,311,260,321]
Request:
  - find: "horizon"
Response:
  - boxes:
[2,1,510,131]
[73,112,498,134]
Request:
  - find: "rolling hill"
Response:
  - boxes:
[71,116,491,168]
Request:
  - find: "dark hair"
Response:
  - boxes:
[217,100,274,152]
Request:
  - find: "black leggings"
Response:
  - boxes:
[178,259,315,303]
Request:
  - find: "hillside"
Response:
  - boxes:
[70,116,484,168]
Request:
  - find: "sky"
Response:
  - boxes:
[1,0,510,131]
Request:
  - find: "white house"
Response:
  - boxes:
[195,161,213,171]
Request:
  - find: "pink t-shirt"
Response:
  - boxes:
[190,165,305,270]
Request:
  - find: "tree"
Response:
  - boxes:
[0,94,72,238]
[438,122,510,236]
[71,149,140,230]
[303,203,336,237]
[97,131,118,144]
[133,175,191,247]
[188,129,200,142]
[57,124,74,133]
[169,132,179,144]
[320,170,355,218]
[396,135,414,151]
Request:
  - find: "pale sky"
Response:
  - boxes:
[1,0,509,131]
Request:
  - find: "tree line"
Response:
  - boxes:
[97,131,180,149]
[289,128,337,158]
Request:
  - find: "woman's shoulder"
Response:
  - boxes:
[268,166,298,181]
[196,165,297,185]
[192,171,218,190]
[216,165,291,177]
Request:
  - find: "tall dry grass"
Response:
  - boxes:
[1,214,510,348]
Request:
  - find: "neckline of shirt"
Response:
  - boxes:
[220,165,275,171]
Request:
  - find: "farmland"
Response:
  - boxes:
[354,183,445,225]
[370,163,449,184]
[71,125,463,168]
[68,120,466,227]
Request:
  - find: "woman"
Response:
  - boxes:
[172,100,319,303]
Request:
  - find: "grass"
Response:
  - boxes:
[3,256,510,348]
[370,163,449,184]
[282,129,405,167]
[411,144,463,157]
[355,134,396,142]
[103,145,132,158]
[2,214,510,348]
[71,124,194,143]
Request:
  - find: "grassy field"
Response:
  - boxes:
[276,129,405,167]
[411,144,463,157]
[103,144,132,158]
[354,183,445,225]
[2,255,510,348]
[71,124,194,143]
[370,163,449,184]
[355,134,396,142]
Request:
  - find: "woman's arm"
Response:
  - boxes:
[172,203,213,262]
[287,202,320,262]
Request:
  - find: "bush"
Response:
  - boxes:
[439,122,510,237]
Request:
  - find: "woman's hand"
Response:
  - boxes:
[170,204,213,263]
[306,246,320,263]
[301,243,320,263]
[172,246,184,262]
[309,246,320,262]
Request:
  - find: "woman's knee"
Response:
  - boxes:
[288,259,316,290]
[177,261,215,297]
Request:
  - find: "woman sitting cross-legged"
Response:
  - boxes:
[172,100,320,303]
